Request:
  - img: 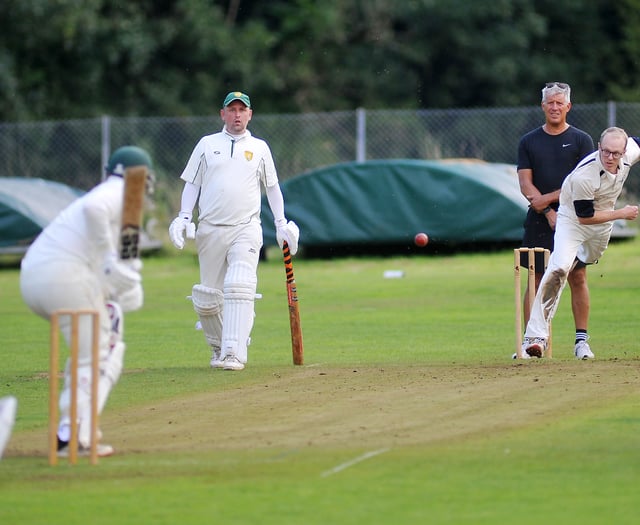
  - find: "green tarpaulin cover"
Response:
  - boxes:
[262,160,529,247]
[0,177,83,251]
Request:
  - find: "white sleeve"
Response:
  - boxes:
[180,182,200,216]
[83,186,118,255]
[179,138,207,185]
[627,137,640,165]
[265,183,286,225]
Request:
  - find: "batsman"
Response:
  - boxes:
[20,146,154,457]
[169,91,299,371]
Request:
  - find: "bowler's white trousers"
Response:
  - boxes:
[524,214,612,340]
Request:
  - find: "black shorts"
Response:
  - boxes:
[520,209,553,270]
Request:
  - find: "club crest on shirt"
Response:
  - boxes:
[244,151,253,161]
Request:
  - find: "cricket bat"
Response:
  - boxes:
[283,241,304,365]
[119,166,148,260]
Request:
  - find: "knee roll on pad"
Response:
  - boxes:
[224,261,257,301]
[192,284,224,348]
[192,284,224,315]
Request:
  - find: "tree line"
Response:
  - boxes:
[1,0,639,122]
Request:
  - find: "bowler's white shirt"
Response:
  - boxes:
[559,138,640,220]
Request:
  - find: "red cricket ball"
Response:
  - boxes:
[414,232,429,247]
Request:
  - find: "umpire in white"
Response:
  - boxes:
[170,91,299,371]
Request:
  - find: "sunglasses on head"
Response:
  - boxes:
[545,82,570,89]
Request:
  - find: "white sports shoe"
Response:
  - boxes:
[210,347,224,369]
[57,441,114,458]
[522,337,547,358]
[222,355,245,371]
[575,340,594,360]
[0,396,17,460]
[512,350,531,360]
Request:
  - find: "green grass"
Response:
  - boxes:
[1,239,640,524]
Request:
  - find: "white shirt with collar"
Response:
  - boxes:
[179,127,279,226]
[559,137,640,221]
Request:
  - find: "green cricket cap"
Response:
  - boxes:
[223,91,251,108]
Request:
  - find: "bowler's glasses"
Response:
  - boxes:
[600,148,625,159]
[545,82,570,89]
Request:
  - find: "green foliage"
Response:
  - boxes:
[3,0,640,120]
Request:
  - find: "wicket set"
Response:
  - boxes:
[49,309,100,465]
[514,248,552,359]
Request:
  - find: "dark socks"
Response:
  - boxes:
[575,329,588,345]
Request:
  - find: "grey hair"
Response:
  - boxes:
[599,126,628,144]
[541,82,571,103]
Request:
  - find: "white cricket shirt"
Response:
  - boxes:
[21,176,123,270]
[559,138,640,220]
[180,129,279,226]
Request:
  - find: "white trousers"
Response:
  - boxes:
[525,215,612,340]
[20,260,113,365]
[20,260,116,439]
[196,219,262,362]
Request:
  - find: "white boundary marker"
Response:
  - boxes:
[321,448,390,477]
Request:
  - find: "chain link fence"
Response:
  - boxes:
[2,102,640,221]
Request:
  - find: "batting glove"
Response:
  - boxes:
[102,253,142,296]
[169,213,196,250]
[118,282,144,312]
[276,219,300,255]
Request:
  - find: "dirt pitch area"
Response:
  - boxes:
[13,359,640,457]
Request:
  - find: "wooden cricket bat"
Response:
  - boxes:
[119,166,148,260]
[283,241,304,365]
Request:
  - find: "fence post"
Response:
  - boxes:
[101,115,111,181]
[356,107,366,163]
[607,101,616,128]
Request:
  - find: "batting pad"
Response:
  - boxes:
[192,284,223,349]
[222,261,257,363]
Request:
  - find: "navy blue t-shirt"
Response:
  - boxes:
[517,126,594,250]
[517,126,594,197]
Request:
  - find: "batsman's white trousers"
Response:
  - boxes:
[21,259,121,441]
[20,259,113,364]
[195,219,262,362]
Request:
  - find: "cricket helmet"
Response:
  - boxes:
[106,146,153,176]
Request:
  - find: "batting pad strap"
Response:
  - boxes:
[106,301,124,348]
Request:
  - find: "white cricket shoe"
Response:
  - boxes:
[512,350,531,360]
[575,340,594,360]
[222,355,245,371]
[0,396,17,459]
[522,337,546,358]
[57,440,115,458]
[210,347,224,369]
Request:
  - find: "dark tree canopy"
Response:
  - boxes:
[1,0,640,121]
